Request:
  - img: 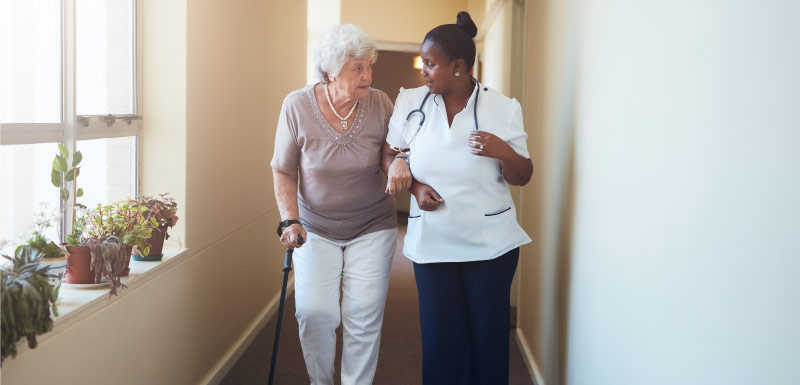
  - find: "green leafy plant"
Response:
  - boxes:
[51,144,83,204]
[1,246,60,365]
[66,207,88,246]
[130,193,179,239]
[86,236,127,296]
[16,233,64,260]
[51,144,84,243]
[84,201,159,256]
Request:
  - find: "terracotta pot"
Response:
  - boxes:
[132,226,167,258]
[64,245,98,284]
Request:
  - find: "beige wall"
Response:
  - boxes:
[0,1,306,383]
[140,0,187,244]
[566,1,800,384]
[517,0,800,384]
[516,0,577,383]
[341,0,467,44]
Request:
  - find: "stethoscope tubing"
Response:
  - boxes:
[405,79,481,145]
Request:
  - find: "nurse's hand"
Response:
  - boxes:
[386,157,412,195]
[468,131,513,159]
[280,223,307,249]
[410,182,444,211]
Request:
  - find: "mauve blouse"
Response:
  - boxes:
[270,84,397,241]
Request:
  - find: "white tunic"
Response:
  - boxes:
[387,84,532,264]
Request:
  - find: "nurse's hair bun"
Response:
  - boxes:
[456,12,478,38]
[423,11,479,70]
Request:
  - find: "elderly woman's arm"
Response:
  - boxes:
[273,168,307,248]
[381,142,412,195]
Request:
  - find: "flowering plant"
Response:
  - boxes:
[130,194,178,238]
[16,204,65,259]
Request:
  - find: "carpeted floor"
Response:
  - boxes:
[221,226,534,385]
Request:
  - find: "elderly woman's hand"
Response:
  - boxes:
[280,223,307,249]
[410,182,444,211]
[385,157,412,195]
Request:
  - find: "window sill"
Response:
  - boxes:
[13,248,189,354]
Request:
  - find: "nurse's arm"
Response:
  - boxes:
[470,131,533,186]
[500,146,533,186]
[272,168,306,249]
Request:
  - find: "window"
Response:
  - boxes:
[1,0,140,254]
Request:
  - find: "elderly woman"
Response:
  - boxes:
[270,24,396,385]
[382,12,532,384]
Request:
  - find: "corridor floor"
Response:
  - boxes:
[221,226,534,384]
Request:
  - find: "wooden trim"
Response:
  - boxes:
[516,328,547,385]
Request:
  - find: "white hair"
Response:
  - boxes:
[313,24,377,83]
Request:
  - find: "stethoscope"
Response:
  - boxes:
[403,78,481,146]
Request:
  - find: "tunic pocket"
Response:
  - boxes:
[485,207,511,216]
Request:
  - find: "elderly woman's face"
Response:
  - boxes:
[333,56,373,99]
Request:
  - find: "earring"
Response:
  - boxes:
[455,72,460,77]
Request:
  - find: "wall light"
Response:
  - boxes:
[413,56,423,70]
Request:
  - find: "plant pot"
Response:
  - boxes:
[64,245,98,284]
[40,256,67,287]
[133,226,168,258]
[132,253,163,262]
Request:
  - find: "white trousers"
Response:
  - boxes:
[293,228,397,385]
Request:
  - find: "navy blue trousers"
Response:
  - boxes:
[413,248,520,385]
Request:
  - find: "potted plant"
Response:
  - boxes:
[16,204,66,286]
[64,206,132,295]
[86,236,127,296]
[84,201,159,276]
[51,143,84,242]
[50,144,94,284]
[130,193,179,261]
[1,246,60,365]
[62,208,95,284]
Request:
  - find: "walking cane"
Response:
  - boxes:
[268,230,303,385]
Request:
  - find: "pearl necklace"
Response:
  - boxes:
[325,82,358,132]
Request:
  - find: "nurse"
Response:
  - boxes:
[381,11,533,385]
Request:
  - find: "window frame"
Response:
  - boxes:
[0,0,142,234]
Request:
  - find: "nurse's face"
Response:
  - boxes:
[332,56,373,100]
[419,40,459,95]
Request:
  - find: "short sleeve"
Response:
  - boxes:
[505,99,530,159]
[270,99,300,173]
[386,88,409,150]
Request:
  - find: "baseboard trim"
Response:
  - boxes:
[202,277,295,385]
[515,328,546,385]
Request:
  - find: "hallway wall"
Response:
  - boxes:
[516,0,577,383]
[341,0,468,44]
[517,0,800,384]
[566,1,800,384]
